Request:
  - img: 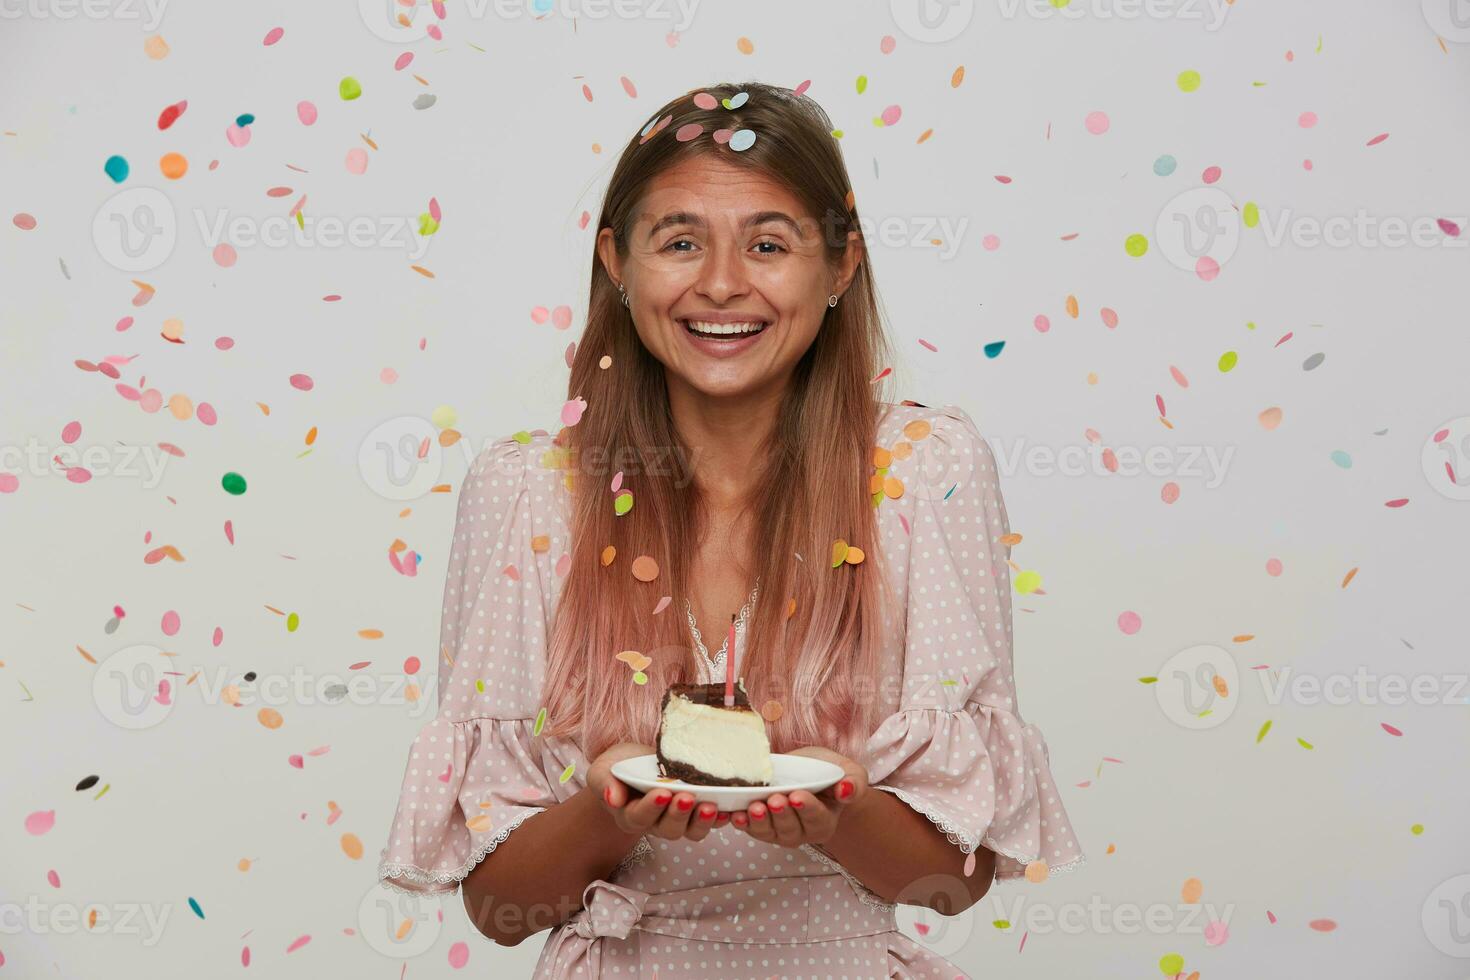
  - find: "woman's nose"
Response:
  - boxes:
[692,239,750,302]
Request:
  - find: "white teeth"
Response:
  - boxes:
[685,320,766,336]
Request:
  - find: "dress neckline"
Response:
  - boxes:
[684,578,760,680]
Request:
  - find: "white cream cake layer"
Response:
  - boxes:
[659,695,773,784]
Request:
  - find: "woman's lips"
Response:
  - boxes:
[679,319,770,358]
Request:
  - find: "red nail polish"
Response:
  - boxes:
[654,792,671,806]
[676,797,693,811]
[790,797,804,809]
[700,806,715,820]
[752,808,766,820]
[769,802,784,813]
[837,779,853,799]
[603,786,613,804]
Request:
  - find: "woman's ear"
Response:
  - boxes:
[595,227,622,288]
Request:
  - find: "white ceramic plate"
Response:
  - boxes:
[610,754,844,812]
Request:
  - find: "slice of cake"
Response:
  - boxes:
[656,680,773,787]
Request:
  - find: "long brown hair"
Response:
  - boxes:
[542,80,900,764]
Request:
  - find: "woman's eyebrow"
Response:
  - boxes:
[644,210,803,238]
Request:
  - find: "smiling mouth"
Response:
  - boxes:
[680,319,770,339]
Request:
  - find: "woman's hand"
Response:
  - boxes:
[586,741,732,841]
[731,746,868,847]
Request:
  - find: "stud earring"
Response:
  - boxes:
[827,293,838,307]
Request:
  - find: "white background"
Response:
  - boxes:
[2,0,1469,977]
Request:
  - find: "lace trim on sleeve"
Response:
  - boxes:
[378,806,545,894]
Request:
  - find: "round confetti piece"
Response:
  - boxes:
[1014,570,1041,594]
[632,670,648,685]
[1218,351,1238,372]
[25,810,55,835]
[613,490,634,516]
[844,546,865,565]
[1034,314,1051,333]
[1124,233,1149,257]
[600,545,616,566]
[760,699,784,722]
[630,555,659,582]
[902,419,932,441]
[1181,877,1203,903]
[982,234,1000,250]
[830,538,849,567]
[1299,110,1318,128]
[1202,165,1221,184]
[1412,823,1424,835]
[693,92,718,109]
[1023,860,1048,883]
[1266,558,1283,576]
[1177,70,1201,92]
[104,155,130,183]
[882,476,904,499]
[213,243,237,267]
[1196,256,1220,281]
[258,707,284,729]
[1153,154,1177,177]
[403,656,420,676]
[1159,953,1184,975]
[729,129,756,151]
[340,833,364,860]
[1258,406,1284,430]
[162,610,180,636]
[339,76,363,101]
[221,472,247,495]
[880,104,902,126]
[1160,482,1180,504]
[226,124,251,148]
[675,122,703,142]
[1084,111,1110,134]
[290,373,314,391]
[159,152,188,179]
[297,101,318,125]
[1204,920,1229,946]
[345,147,369,174]
[1101,307,1119,328]
[1308,919,1337,932]
[143,34,170,59]
[263,26,283,45]
[1118,610,1142,634]
[12,213,36,231]
[448,942,470,969]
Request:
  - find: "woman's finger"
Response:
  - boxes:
[765,793,802,847]
[788,790,835,842]
[618,787,673,832]
[683,801,719,841]
[742,801,774,842]
[652,792,697,838]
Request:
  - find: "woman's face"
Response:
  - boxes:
[598,155,862,401]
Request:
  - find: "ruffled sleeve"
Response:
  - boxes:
[377,435,581,895]
[864,405,1085,881]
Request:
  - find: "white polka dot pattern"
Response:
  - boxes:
[375,403,1085,975]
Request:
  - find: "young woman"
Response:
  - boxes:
[378,80,1083,977]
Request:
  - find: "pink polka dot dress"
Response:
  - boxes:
[378,402,1085,978]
